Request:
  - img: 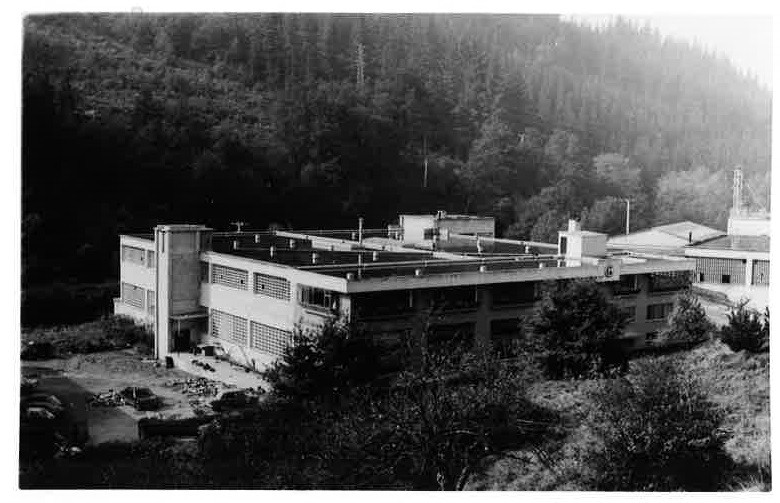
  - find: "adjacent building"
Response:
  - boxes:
[115,213,695,370]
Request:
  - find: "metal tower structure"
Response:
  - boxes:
[732,166,744,215]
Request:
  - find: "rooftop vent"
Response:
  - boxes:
[346,272,355,280]
[254,234,260,243]
[479,265,488,273]
[289,239,296,249]
[567,219,581,232]
[538,262,546,269]
[269,246,275,258]
[232,240,239,250]
[372,251,379,261]
[414,268,424,277]
[312,252,319,265]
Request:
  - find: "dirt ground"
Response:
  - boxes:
[21,349,252,445]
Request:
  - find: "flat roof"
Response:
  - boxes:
[688,235,770,253]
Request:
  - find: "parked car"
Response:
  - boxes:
[210,390,259,413]
[120,387,161,411]
[20,393,66,414]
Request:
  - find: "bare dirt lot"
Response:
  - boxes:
[22,350,243,445]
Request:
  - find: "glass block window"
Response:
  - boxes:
[254,272,291,300]
[146,250,155,269]
[250,321,293,356]
[200,261,210,283]
[212,264,248,290]
[121,282,144,309]
[147,290,155,315]
[121,245,146,266]
[210,309,248,346]
[646,302,674,321]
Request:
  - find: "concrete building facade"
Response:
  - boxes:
[115,214,695,370]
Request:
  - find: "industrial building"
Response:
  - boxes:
[115,212,695,370]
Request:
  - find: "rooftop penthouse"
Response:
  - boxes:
[116,213,695,371]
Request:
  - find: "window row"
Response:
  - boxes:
[202,262,291,300]
[121,283,154,314]
[209,309,293,357]
[121,245,155,268]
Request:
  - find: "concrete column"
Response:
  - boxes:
[745,259,754,286]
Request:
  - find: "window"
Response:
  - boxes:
[254,272,291,300]
[212,264,248,290]
[423,228,437,240]
[491,282,537,307]
[619,305,636,322]
[646,303,674,321]
[649,271,691,292]
[698,273,705,282]
[121,245,146,266]
[121,282,144,309]
[427,323,474,352]
[613,275,639,295]
[250,321,293,356]
[491,318,522,359]
[146,250,155,269]
[354,291,413,319]
[721,274,731,284]
[559,236,567,255]
[147,290,155,315]
[210,309,248,346]
[299,286,340,312]
[200,262,210,283]
[430,286,478,311]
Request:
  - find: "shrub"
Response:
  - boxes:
[720,303,769,353]
[262,318,385,404]
[529,280,629,379]
[665,291,714,348]
[585,356,730,491]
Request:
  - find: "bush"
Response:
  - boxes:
[720,304,769,353]
[262,318,386,404]
[22,315,153,356]
[529,280,629,379]
[585,356,730,491]
[665,291,714,348]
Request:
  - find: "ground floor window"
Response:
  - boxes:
[250,321,293,356]
[210,309,248,346]
[121,282,144,310]
[646,302,673,321]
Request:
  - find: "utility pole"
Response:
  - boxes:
[733,166,744,215]
[624,199,630,235]
[423,135,428,188]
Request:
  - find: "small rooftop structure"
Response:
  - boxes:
[608,221,724,254]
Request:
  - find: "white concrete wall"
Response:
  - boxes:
[400,215,435,242]
[728,215,771,236]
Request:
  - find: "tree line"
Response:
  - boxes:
[22,14,771,324]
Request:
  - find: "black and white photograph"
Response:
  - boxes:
[12,1,774,493]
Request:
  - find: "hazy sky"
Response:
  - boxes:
[571,15,773,89]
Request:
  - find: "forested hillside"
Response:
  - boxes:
[22,14,771,303]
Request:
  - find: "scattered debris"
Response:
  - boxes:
[87,390,125,407]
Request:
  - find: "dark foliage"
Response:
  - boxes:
[262,318,387,403]
[529,280,629,379]
[22,315,153,356]
[720,303,769,354]
[585,357,730,491]
[665,291,715,349]
[22,282,118,327]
